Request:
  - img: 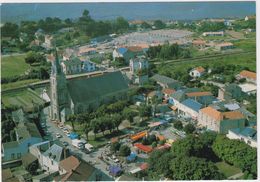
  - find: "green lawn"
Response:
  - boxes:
[1,79,40,91]
[233,38,256,52]
[2,88,45,111]
[1,54,29,78]
[216,161,241,178]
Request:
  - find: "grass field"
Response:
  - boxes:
[2,88,45,111]
[233,39,256,52]
[216,161,241,178]
[1,79,40,91]
[1,54,29,78]
[156,52,256,75]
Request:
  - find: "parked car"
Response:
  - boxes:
[56,133,62,138]
[63,141,69,146]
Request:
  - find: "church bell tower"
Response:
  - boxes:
[50,49,69,122]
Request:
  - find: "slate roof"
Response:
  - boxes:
[67,71,129,106]
[230,127,257,141]
[43,144,66,162]
[181,99,202,112]
[151,74,178,85]
[16,122,41,141]
[170,90,186,102]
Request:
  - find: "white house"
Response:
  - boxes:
[177,98,202,119]
[202,31,224,37]
[113,47,128,61]
[189,66,205,78]
[29,141,70,174]
[130,57,149,74]
[227,127,257,148]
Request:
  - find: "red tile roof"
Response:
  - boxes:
[130,131,148,141]
[192,39,206,45]
[134,143,153,153]
[140,163,149,170]
[222,111,245,120]
[59,156,80,172]
[127,46,143,52]
[186,91,212,97]
[195,66,205,73]
[239,70,256,80]
[163,88,176,95]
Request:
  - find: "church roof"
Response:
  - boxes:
[67,71,129,106]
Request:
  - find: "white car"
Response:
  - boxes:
[56,133,62,138]
[114,158,120,163]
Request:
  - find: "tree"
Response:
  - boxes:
[90,118,100,140]
[1,22,19,38]
[141,22,151,29]
[122,108,136,123]
[119,145,131,156]
[184,123,196,134]
[110,142,121,153]
[174,120,183,130]
[84,124,91,141]
[67,114,76,131]
[213,135,257,178]
[148,150,173,179]
[25,51,45,65]
[170,156,224,180]
[153,20,166,29]
[115,17,129,33]
[139,104,152,121]
[111,114,122,131]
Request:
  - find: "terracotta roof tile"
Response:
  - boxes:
[59,156,80,172]
[134,143,153,153]
[195,66,205,73]
[186,91,212,97]
[127,46,143,52]
[222,111,245,120]
[200,107,222,121]
[162,88,176,95]
[192,39,206,45]
[239,70,256,80]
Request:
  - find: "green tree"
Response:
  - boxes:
[1,22,19,38]
[119,145,131,156]
[111,113,122,131]
[122,108,136,123]
[184,123,196,134]
[174,120,183,130]
[139,104,152,121]
[110,142,121,153]
[67,114,76,131]
[170,156,224,180]
[153,20,166,29]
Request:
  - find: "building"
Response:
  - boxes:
[218,83,242,101]
[43,35,53,49]
[2,122,42,162]
[113,47,128,61]
[192,39,206,48]
[2,168,19,182]
[77,47,97,56]
[61,57,82,75]
[29,141,70,174]
[215,42,234,50]
[162,88,176,100]
[227,127,257,148]
[55,155,112,181]
[81,59,96,72]
[151,74,182,89]
[198,106,245,134]
[202,31,224,37]
[244,15,256,21]
[129,57,149,85]
[236,70,256,84]
[177,98,203,119]
[50,51,129,122]
[238,83,257,95]
[189,66,205,78]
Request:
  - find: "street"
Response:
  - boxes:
[40,106,113,178]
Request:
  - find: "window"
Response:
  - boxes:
[11,153,15,159]
[17,153,21,158]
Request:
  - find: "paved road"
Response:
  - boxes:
[40,106,114,178]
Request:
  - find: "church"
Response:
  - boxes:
[50,51,130,123]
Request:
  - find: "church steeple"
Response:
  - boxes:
[52,48,62,75]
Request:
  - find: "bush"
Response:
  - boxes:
[119,145,131,156]
[184,123,196,134]
[174,121,183,130]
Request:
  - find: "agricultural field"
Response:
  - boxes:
[1,79,40,91]
[1,54,29,78]
[2,88,46,112]
[233,38,256,52]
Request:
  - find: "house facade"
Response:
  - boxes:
[2,122,42,162]
[218,83,242,101]
[227,127,257,148]
[82,60,96,72]
[202,31,224,36]
[177,98,203,119]
[236,70,256,84]
[198,106,245,134]
[189,66,205,78]
[60,57,82,75]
